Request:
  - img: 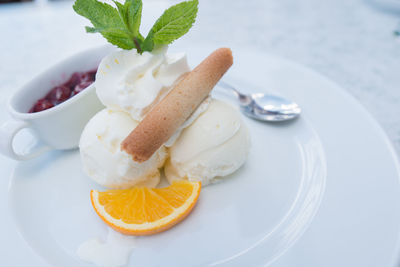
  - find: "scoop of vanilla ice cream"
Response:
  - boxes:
[165,99,250,186]
[164,96,211,147]
[79,109,167,189]
[95,47,190,121]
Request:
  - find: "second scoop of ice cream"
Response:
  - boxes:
[165,99,250,186]
[79,109,167,189]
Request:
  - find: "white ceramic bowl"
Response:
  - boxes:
[0,45,115,160]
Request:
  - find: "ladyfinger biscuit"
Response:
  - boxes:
[121,48,233,162]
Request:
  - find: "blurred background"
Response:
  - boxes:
[0,0,400,156]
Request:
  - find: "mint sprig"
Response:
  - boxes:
[73,0,198,53]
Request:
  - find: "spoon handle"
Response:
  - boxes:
[217,81,252,106]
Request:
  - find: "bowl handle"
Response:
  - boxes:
[0,120,51,160]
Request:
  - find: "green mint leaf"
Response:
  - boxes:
[114,0,142,37]
[73,0,135,50]
[100,28,136,50]
[85,26,98,33]
[142,0,198,52]
[113,0,143,52]
[127,0,142,37]
[73,0,123,33]
[114,1,128,23]
[142,33,154,52]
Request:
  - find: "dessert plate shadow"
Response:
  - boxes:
[7,45,400,267]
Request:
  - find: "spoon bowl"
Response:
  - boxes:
[217,81,301,122]
[243,93,301,121]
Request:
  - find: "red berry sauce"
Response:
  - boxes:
[29,69,97,113]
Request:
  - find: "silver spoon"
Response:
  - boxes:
[217,81,301,122]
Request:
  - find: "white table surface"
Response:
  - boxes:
[0,0,399,266]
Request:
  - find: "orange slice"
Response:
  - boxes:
[91,180,201,235]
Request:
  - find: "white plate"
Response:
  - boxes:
[4,46,400,267]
